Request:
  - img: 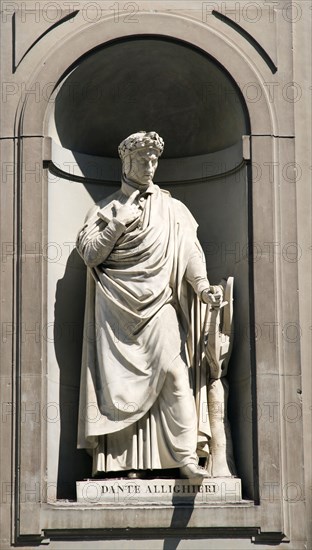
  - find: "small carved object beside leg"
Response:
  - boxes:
[207,378,236,477]
[204,277,236,477]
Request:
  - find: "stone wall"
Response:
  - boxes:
[0,2,311,548]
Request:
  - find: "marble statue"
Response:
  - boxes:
[76,131,236,481]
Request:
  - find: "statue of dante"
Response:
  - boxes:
[76,131,234,481]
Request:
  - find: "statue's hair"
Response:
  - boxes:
[118,131,164,160]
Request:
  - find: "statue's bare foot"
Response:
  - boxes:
[180,464,210,481]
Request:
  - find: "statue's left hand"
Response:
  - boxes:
[201,287,223,308]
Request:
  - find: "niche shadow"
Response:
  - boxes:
[163,478,198,550]
[55,248,91,499]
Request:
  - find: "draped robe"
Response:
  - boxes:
[77,183,212,473]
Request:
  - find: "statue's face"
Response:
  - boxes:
[125,148,159,189]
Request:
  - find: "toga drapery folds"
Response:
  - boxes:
[77,183,213,474]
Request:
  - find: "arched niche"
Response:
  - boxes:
[45,36,255,501]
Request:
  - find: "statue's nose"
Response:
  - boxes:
[145,162,153,172]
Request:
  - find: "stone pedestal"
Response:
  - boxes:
[76,478,242,506]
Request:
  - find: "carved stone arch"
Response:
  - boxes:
[14,12,276,137]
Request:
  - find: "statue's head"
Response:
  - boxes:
[118,131,164,189]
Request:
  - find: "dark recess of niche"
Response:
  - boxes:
[52,35,249,158]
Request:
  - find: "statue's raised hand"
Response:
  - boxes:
[114,190,141,225]
[201,287,223,308]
